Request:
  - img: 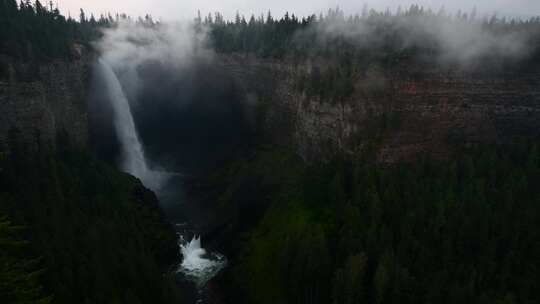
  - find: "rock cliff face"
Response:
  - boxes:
[2,52,539,164]
[223,56,540,163]
[0,53,91,152]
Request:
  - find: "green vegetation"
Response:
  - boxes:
[217,143,540,304]
[205,6,540,63]
[0,0,110,61]
[0,130,183,304]
[0,215,51,304]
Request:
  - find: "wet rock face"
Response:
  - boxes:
[225,56,540,163]
[0,53,90,152]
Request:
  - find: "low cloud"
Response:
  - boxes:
[296,10,536,66]
[97,20,212,72]
[96,20,214,107]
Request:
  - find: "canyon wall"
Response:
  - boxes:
[0,49,90,153]
[1,51,539,164]
[223,56,540,163]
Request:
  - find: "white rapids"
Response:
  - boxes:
[178,235,227,287]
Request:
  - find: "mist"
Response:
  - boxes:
[294,9,535,67]
[90,21,253,177]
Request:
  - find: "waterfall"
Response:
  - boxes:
[98,58,226,288]
[98,58,163,190]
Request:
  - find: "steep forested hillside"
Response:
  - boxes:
[0,214,51,303]
[0,130,183,303]
[213,142,540,304]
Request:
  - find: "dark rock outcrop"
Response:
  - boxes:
[0,51,91,152]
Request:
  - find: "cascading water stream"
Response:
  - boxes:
[98,58,163,190]
[98,58,226,289]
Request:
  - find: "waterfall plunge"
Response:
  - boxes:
[98,58,164,191]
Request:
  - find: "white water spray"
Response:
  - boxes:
[178,235,227,287]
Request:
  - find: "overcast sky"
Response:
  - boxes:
[58,0,540,21]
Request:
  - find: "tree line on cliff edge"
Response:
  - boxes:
[203,6,540,100]
[0,0,97,61]
[4,1,540,103]
[203,6,540,60]
[2,1,540,64]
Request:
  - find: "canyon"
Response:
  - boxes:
[3,5,540,303]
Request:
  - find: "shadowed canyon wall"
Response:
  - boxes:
[224,56,540,163]
[2,51,540,165]
[0,50,90,152]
